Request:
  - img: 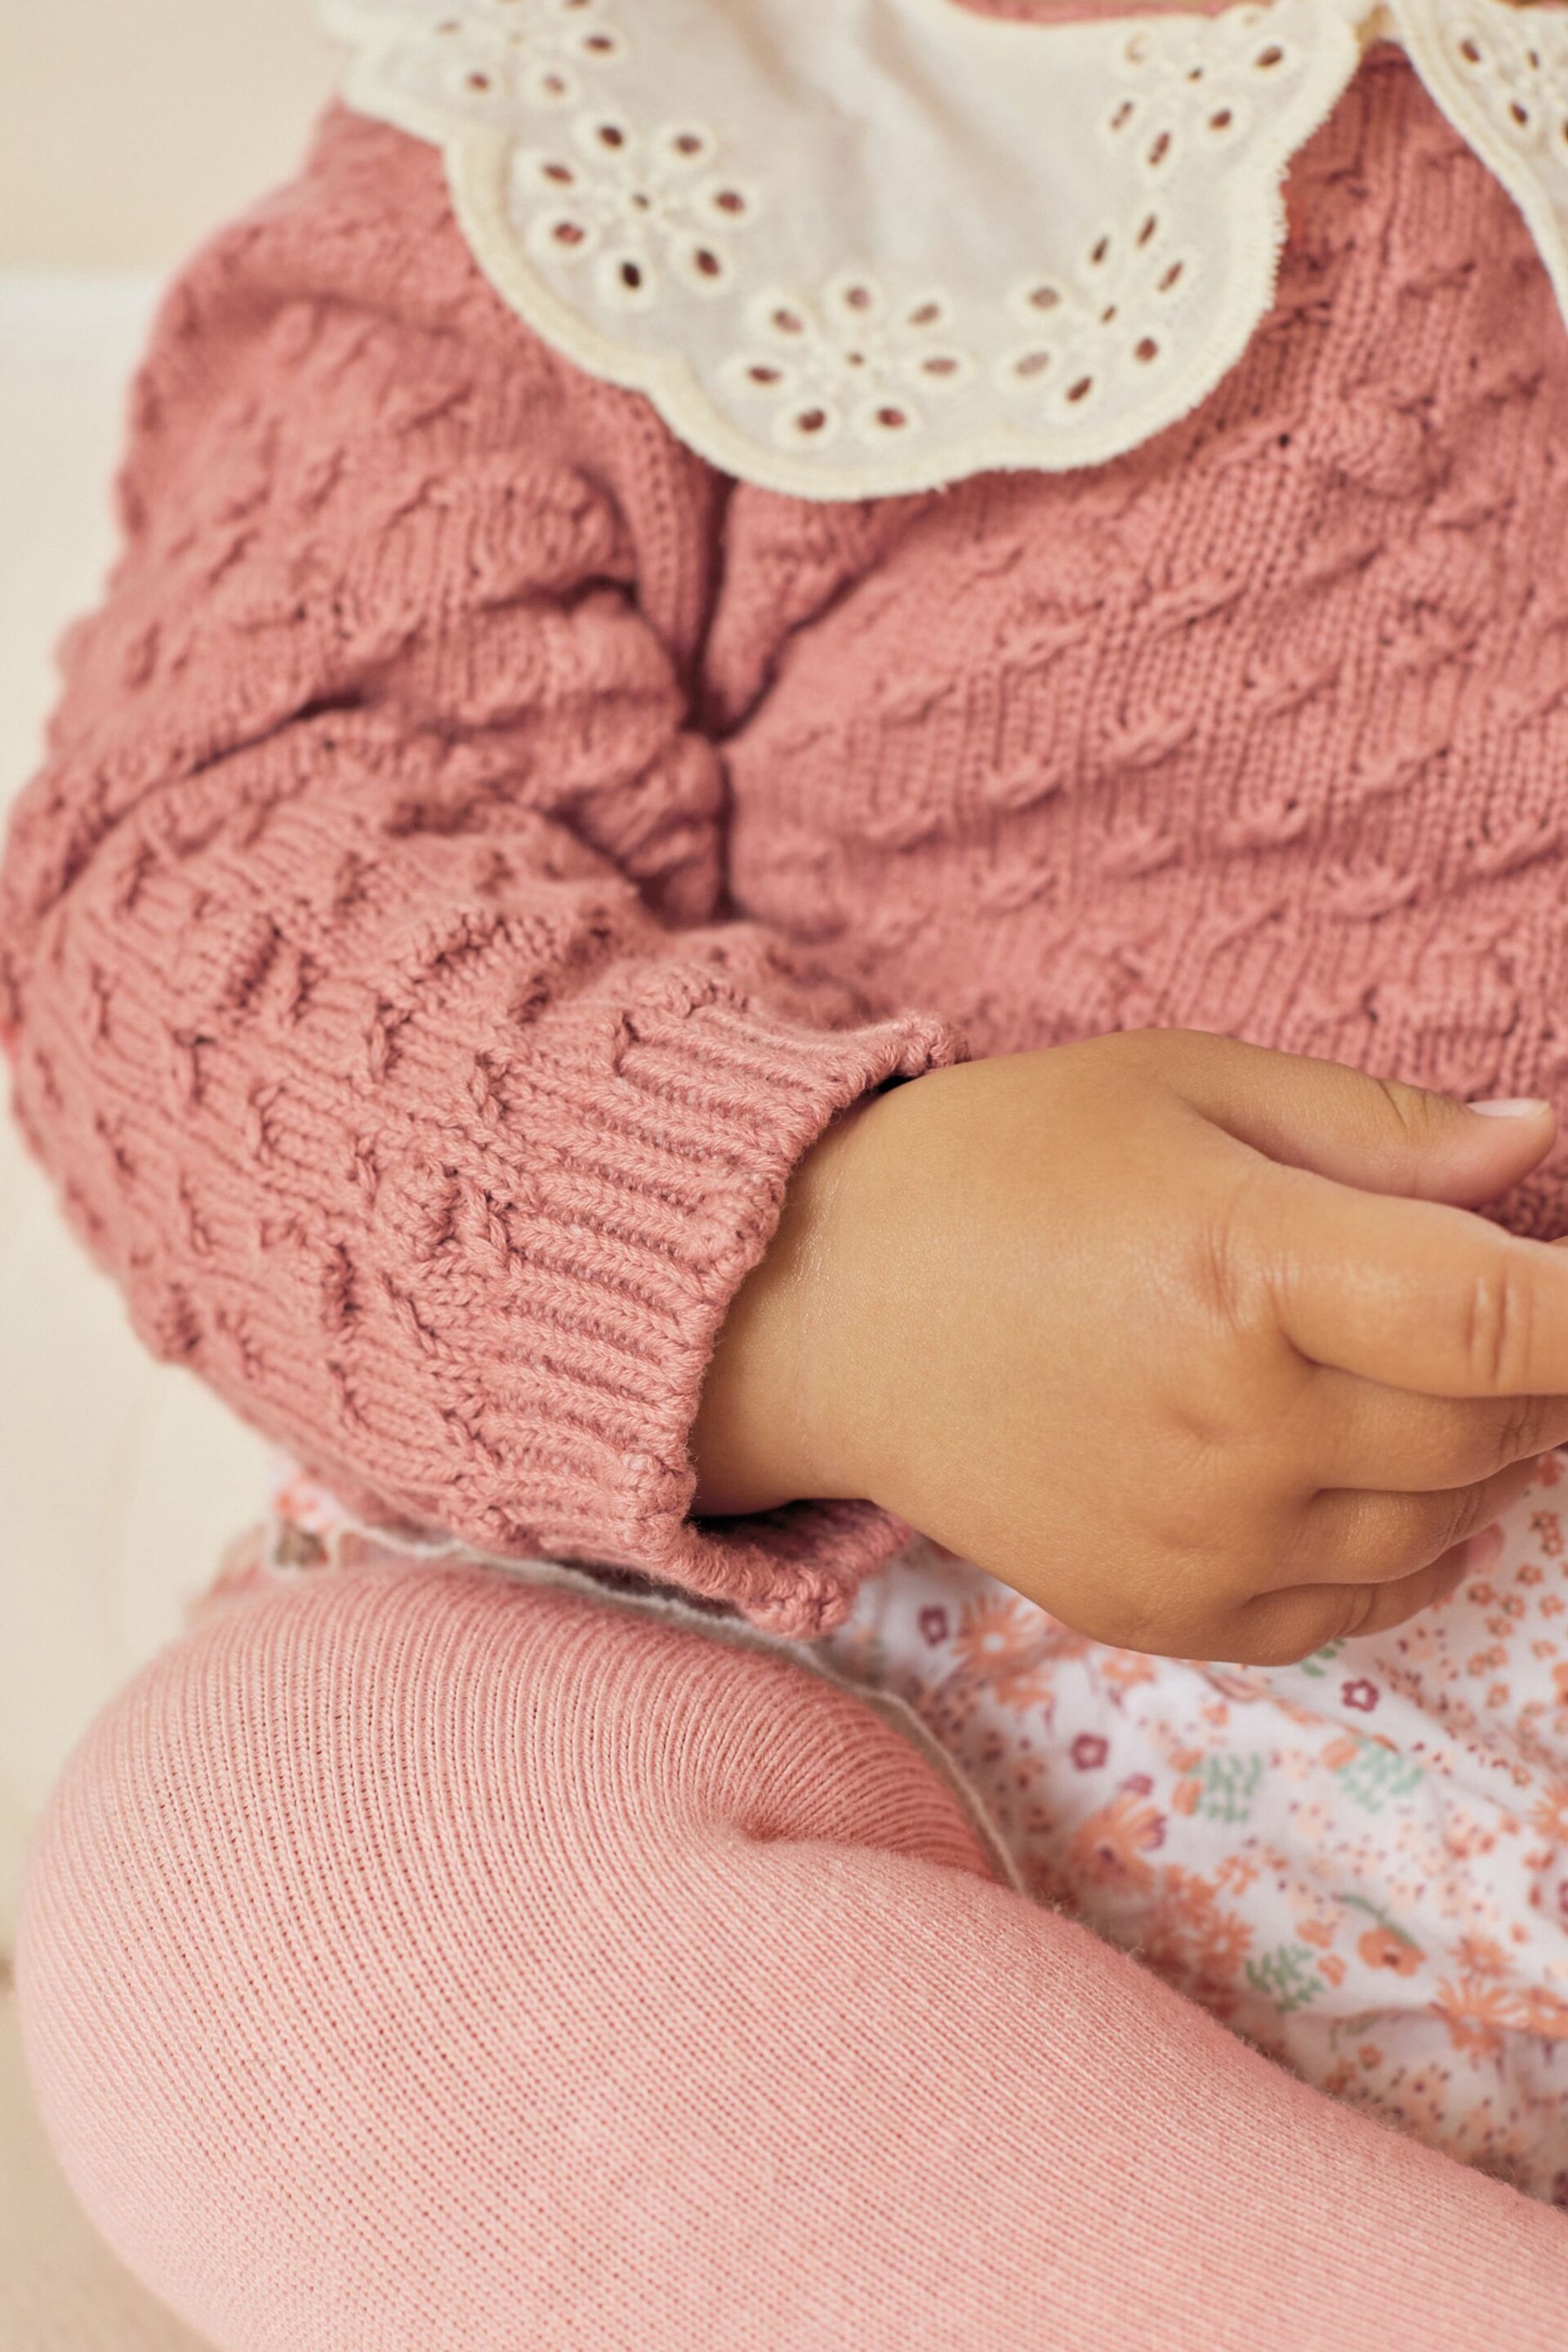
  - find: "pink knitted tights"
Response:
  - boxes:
[17,1560,1568,2348]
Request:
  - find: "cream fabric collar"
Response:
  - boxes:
[323,0,1568,498]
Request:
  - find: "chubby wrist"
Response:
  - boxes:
[689,1091,884,1517]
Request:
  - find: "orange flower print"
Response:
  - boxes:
[1067,1791,1167,1894]
[950,1591,1067,1708]
[1189,1906,1253,1982]
[1431,1976,1513,2060]
[1454,1934,1509,1980]
[1136,1867,1255,2012]
[1095,1648,1159,1696]
[1527,1777,1568,1845]
[1513,1985,1568,2041]
[1317,1953,1348,1988]
[1358,1925,1422,1976]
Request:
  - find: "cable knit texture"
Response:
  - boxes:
[19,1562,1568,2349]
[7,49,1568,1633]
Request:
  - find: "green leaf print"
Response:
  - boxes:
[1244,1942,1322,2016]
[1187,1751,1264,1824]
[1330,1740,1423,1815]
[1297,1639,1347,1681]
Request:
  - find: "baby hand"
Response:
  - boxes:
[693,1031,1568,1663]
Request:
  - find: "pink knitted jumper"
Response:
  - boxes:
[16,32,1568,2349]
[7,47,1568,1637]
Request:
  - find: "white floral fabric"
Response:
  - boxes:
[819,1456,1568,2203]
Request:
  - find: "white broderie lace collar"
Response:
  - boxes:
[322,0,1568,498]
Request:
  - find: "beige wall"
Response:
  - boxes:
[0,0,340,268]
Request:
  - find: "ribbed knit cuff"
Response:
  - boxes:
[466,985,962,1637]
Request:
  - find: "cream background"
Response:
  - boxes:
[0,0,337,267]
[2,11,337,2342]
[0,280,253,2350]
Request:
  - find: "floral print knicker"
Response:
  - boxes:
[819,1453,1568,2204]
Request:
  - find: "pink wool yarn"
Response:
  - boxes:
[5,51,1568,1640]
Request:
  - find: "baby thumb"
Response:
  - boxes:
[1181,1039,1557,1207]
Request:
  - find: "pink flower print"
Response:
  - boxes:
[1071,1733,1109,1771]
[1120,1773,1154,1797]
[918,1606,949,1646]
[1342,1678,1380,1712]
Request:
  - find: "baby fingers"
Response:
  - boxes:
[1224,1535,1480,1668]
[1281,1452,1541,1593]
[1303,1369,1568,1494]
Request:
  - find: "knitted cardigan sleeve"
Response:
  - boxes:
[0,106,960,1636]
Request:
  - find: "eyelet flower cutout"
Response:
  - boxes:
[342,0,629,123]
[517,117,758,308]
[1441,0,1568,174]
[721,277,974,448]
[324,0,1568,499]
[1098,2,1309,184]
[996,211,1198,417]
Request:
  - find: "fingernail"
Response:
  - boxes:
[1468,1097,1552,1117]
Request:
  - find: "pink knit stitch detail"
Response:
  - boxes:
[6,51,1568,1623]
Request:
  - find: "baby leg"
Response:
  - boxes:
[17,1558,1568,2350]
